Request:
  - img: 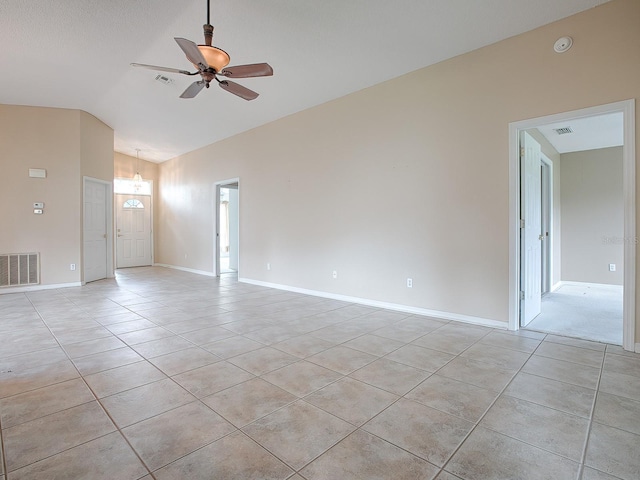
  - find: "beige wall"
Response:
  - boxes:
[157,0,639,333]
[561,147,624,285]
[0,105,113,287]
[114,152,159,183]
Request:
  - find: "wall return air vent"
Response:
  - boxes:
[0,253,40,287]
[554,127,573,135]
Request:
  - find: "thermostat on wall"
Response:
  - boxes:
[34,202,44,209]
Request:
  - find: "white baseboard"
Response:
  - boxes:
[551,281,564,292]
[153,263,216,277]
[557,280,623,288]
[0,282,82,295]
[239,277,507,330]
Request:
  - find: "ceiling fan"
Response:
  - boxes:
[131,0,273,100]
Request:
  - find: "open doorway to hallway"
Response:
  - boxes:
[509,100,636,351]
[216,180,239,276]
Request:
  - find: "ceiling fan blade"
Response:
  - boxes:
[174,37,208,70]
[180,81,206,99]
[219,63,273,78]
[130,63,193,75]
[218,80,259,101]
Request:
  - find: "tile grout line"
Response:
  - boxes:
[575,346,607,480]
[289,327,507,478]
[437,334,549,478]
[21,288,158,480]
[6,271,636,479]
[0,297,25,479]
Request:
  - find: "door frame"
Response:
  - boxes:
[114,192,154,268]
[540,153,553,295]
[214,178,240,277]
[82,176,114,283]
[519,131,544,326]
[508,99,636,352]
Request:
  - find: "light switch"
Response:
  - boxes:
[34,209,43,215]
[33,202,44,209]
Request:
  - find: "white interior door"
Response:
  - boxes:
[216,181,239,275]
[520,131,543,326]
[116,194,152,268]
[84,179,108,282]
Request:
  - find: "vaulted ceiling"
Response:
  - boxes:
[0,0,609,162]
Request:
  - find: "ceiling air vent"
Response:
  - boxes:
[554,127,573,135]
[155,74,174,85]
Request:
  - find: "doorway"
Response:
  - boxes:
[83,177,113,283]
[509,100,636,351]
[115,194,152,268]
[216,180,239,276]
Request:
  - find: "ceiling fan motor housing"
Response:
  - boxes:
[196,24,231,73]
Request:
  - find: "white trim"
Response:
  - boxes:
[239,277,507,329]
[0,282,82,294]
[550,281,563,292]
[508,99,636,352]
[115,191,154,268]
[557,280,624,289]
[214,178,240,278]
[82,176,114,280]
[540,152,553,294]
[153,263,216,277]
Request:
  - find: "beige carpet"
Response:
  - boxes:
[525,282,623,345]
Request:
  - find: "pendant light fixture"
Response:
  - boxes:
[133,149,143,192]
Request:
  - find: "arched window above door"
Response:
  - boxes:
[123,199,144,209]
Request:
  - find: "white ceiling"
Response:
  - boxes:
[536,113,624,154]
[0,0,610,162]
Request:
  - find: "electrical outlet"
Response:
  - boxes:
[267,263,271,271]
[609,263,616,272]
[332,270,338,279]
[70,264,76,271]
[407,278,413,288]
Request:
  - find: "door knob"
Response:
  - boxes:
[539,234,544,241]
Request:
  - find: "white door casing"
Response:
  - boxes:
[116,194,152,268]
[215,178,240,276]
[520,131,543,326]
[509,99,636,352]
[83,179,108,283]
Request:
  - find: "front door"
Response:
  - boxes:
[116,194,152,268]
[520,131,543,326]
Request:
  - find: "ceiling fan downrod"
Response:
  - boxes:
[204,0,213,47]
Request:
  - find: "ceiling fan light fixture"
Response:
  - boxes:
[196,45,230,72]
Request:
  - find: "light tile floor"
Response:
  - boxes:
[1,267,639,479]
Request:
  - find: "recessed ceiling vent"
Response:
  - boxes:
[155,74,174,85]
[554,127,573,135]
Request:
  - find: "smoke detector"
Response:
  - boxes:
[554,36,573,53]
